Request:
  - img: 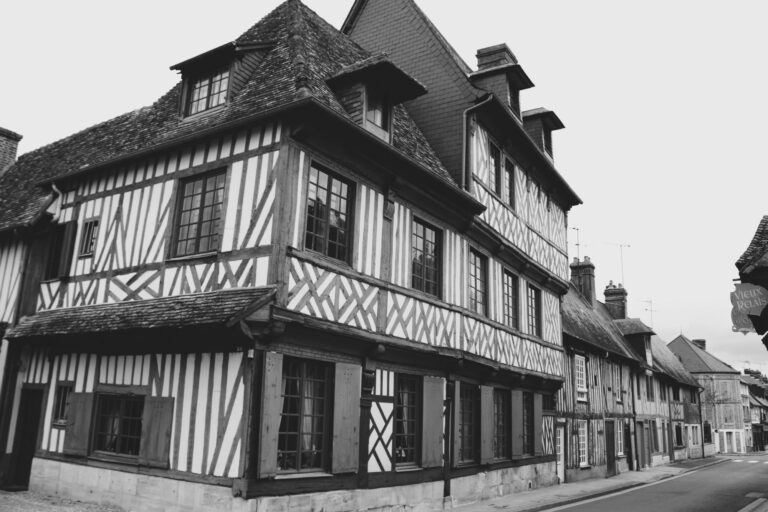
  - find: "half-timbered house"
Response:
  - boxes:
[559,259,639,482]
[0,0,581,510]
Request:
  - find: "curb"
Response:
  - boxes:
[507,458,729,512]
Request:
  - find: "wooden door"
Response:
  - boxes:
[10,388,44,488]
[606,420,616,476]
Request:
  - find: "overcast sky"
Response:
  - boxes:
[2,0,767,372]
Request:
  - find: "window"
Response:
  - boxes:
[502,270,519,329]
[522,391,535,456]
[675,423,684,447]
[174,170,226,257]
[78,219,99,258]
[703,421,712,444]
[575,355,587,402]
[504,158,516,209]
[646,375,655,401]
[187,68,229,115]
[543,393,556,411]
[617,420,624,455]
[577,419,588,466]
[691,390,697,404]
[305,164,353,262]
[277,358,331,472]
[493,389,510,459]
[52,384,73,425]
[613,364,622,402]
[458,383,479,464]
[411,218,441,297]
[490,142,502,195]
[365,89,390,141]
[394,374,420,466]
[661,421,667,452]
[672,386,680,401]
[650,420,659,452]
[660,382,667,402]
[93,394,145,456]
[543,129,552,157]
[468,249,487,316]
[692,425,701,445]
[44,222,76,280]
[526,284,542,337]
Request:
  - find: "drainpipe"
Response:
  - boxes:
[462,95,494,192]
[698,386,705,459]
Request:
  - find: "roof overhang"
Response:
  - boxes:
[469,63,534,91]
[327,56,427,103]
[523,108,565,131]
[170,42,236,73]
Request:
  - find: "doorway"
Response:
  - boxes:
[10,388,43,489]
[606,420,616,476]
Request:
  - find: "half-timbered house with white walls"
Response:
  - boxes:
[0,0,581,510]
[558,259,640,483]
[343,0,581,501]
[669,336,745,455]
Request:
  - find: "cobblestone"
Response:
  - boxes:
[0,490,124,512]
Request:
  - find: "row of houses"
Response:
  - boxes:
[0,1,759,510]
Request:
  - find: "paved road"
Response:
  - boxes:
[546,454,768,512]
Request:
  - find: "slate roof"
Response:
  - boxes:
[0,0,454,233]
[614,318,655,336]
[737,216,768,273]
[6,288,274,338]
[667,335,738,374]
[561,284,640,361]
[650,335,699,388]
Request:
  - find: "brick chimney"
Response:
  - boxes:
[476,44,518,70]
[0,127,22,177]
[604,280,628,319]
[692,339,707,351]
[570,256,596,305]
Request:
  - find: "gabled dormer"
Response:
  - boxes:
[327,55,426,142]
[522,108,564,160]
[469,44,533,120]
[616,319,655,367]
[171,40,272,118]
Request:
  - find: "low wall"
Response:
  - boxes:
[450,461,558,508]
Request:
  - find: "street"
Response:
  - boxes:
[546,455,768,512]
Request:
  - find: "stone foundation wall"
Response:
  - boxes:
[449,461,558,508]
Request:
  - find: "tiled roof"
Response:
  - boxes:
[7,288,274,338]
[561,284,640,361]
[737,216,768,272]
[650,335,699,388]
[667,335,738,374]
[0,0,454,233]
[614,318,655,336]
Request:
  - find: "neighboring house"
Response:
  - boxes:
[0,0,581,510]
[669,336,746,454]
[559,259,639,482]
[740,378,753,451]
[741,371,768,451]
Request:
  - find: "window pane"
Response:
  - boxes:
[94,394,144,456]
[411,219,441,297]
[459,383,479,463]
[304,164,351,262]
[174,170,226,256]
[394,374,419,465]
[468,250,487,316]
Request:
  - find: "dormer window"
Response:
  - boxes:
[187,68,230,115]
[364,89,391,141]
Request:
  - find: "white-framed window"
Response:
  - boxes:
[691,425,700,445]
[578,419,588,466]
[617,420,624,455]
[575,355,587,402]
[613,363,622,402]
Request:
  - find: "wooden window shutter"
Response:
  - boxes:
[257,351,283,478]
[510,389,523,457]
[58,221,77,278]
[63,392,94,456]
[332,362,361,474]
[451,381,461,467]
[421,376,444,468]
[479,385,494,464]
[139,396,174,468]
[534,393,543,456]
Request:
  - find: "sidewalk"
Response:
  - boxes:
[453,457,728,512]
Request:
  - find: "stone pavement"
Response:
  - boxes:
[453,457,728,512]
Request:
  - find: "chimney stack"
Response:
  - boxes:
[0,127,22,177]
[570,256,596,305]
[692,339,707,351]
[604,280,628,319]
[476,43,518,70]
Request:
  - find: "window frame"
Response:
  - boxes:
[411,217,442,299]
[52,382,74,427]
[646,375,655,402]
[504,158,516,209]
[613,363,623,403]
[171,168,227,258]
[468,248,488,317]
[92,392,146,459]
[526,284,542,337]
[458,382,480,465]
[575,355,587,402]
[522,391,535,456]
[577,419,588,467]
[78,218,100,259]
[276,357,333,474]
[303,162,355,264]
[617,420,624,455]
[185,67,230,116]
[493,388,511,460]
[364,88,391,142]
[490,141,502,196]
[393,372,421,468]
[502,269,520,330]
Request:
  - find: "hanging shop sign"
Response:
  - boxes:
[731,283,768,334]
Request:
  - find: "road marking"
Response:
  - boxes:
[737,498,767,512]
[734,459,744,462]
[749,460,759,463]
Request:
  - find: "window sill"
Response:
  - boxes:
[166,251,218,264]
[51,421,67,429]
[182,104,226,123]
[89,452,140,466]
[395,464,422,473]
[274,471,332,480]
[579,464,591,469]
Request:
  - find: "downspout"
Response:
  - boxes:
[698,386,705,458]
[631,367,640,470]
[462,95,494,192]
